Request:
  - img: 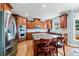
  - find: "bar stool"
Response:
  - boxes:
[48,38,58,56]
[57,37,66,56]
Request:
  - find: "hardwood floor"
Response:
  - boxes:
[16,40,34,56]
[16,40,75,56]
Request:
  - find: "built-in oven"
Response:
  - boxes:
[18,25,26,38]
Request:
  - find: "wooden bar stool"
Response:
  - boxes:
[48,38,58,56]
[57,37,66,56]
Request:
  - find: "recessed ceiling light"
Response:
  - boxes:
[43,4,46,8]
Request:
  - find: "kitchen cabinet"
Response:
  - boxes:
[16,16,27,25]
[40,22,44,29]
[27,22,35,29]
[34,40,40,56]
[34,18,41,25]
[45,19,52,29]
[27,18,52,29]
[34,18,41,29]
[59,14,67,28]
[32,22,35,28]
[15,15,27,41]
[0,4,3,11]
[0,3,12,11]
[27,22,31,28]
[26,33,33,40]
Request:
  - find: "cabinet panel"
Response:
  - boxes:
[26,33,33,40]
[27,18,52,29]
[60,14,67,28]
[40,22,44,29]
[27,22,33,29]
[17,16,26,25]
[45,20,52,29]
[0,4,3,11]
[31,22,35,29]
[0,3,12,11]
[34,19,41,25]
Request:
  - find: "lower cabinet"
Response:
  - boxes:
[26,33,33,40]
[34,40,40,56]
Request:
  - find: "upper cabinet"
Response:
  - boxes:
[45,19,52,29]
[27,18,52,29]
[0,3,12,12]
[40,22,44,29]
[34,18,41,25]
[17,16,27,25]
[13,15,27,30]
[27,21,35,29]
[59,14,67,29]
[34,18,45,29]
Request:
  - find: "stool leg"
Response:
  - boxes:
[63,45,66,56]
[56,47,58,56]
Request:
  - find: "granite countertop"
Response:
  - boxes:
[32,33,61,40]
[27,29,48,32]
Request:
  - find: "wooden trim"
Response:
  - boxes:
[16,14,27,20]
[45,19,52,22]
[59,14,68,17]
[34,18,41,20]
[12,14,28,21]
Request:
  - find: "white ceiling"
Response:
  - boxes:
[11,3,79,21]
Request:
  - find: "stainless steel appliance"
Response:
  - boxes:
[0,11,18,56]
[5,14,18,56]
[18,25,26,38]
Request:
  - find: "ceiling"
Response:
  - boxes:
[11,3,79,21]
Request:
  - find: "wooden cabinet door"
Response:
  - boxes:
[22,18,26,25]
[27,22,35,29]
[60,14,67,28]
[17,16,27,25]
[40,22,44,29]
[26,33,32,40]
[45,20,52,29]
[0,3,12,11]
[0,4,3,11]
[31,22,35,29]
[27,22,32,29]
[48,21,52,29]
